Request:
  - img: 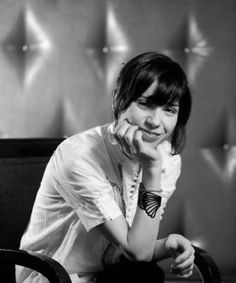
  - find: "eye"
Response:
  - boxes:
[136,98,153,108]
[164,105,179,115]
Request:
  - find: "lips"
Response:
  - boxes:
[140,129,162,142]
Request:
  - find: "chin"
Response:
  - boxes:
[143,139,161,149]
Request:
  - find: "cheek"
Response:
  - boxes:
[120,104,143,124]
[165,117,178,133]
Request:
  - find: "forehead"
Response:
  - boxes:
[140,80,180,106]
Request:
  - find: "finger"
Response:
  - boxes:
[174,245,194,264]
[171,266,192,275]
[173,254,195,270]
[177,269,193,278]
[114,118,136,134]
[133,130,158,156]
[124,125,139,154]
[133,130,144,152]
[114,119,129,134]
[171,263,194,277]
[115,120,140,156]
[177,264,194,277]
[114,119,130,142]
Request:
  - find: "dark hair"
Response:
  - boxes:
[112,51,192,155]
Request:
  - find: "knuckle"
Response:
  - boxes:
[124,137,132,147]
[114,129,122,138]
[133,135,140,146]
[114,133,119,141]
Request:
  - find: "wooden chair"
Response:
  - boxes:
[0,138,221,282]
[0,249,71,283]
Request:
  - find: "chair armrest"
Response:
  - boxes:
[0,249,72,283]
[0,247,221,283]
[193,245,221,283]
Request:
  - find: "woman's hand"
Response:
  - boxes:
[114,119,164,170]
[165,234,195,278]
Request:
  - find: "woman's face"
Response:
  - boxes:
[119,81,179,148]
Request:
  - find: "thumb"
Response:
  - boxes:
[168,243,179,258]
[166,235,183,258]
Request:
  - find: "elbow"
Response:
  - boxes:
[132,254,153,263]
[124,249,153,263]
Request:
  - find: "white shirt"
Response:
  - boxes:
[16,123,181,283]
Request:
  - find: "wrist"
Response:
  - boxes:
[138,183,162,218]
[153,237,171,261]
[143,162,162,175]
[142,167,162,190]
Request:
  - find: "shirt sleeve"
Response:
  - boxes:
[159,141,182,195]
[162,154,182,195]
[158,142,182,218]
[50,136,123,232]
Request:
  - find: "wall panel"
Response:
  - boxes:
[0,0,235,279]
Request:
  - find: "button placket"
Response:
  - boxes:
[126,169,140,224]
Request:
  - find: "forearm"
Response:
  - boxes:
[124,168,162,261]
[125,207,161,261]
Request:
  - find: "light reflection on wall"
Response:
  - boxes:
[3,5,52,88]
[105,3,130,92]
[202,146,236,185]
[24,6,52,86]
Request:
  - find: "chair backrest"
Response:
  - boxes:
[0,138,63,282]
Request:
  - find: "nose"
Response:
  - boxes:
[145,108,162,129]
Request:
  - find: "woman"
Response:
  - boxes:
[16,52,194,283]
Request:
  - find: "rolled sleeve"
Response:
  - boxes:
[162,154,181,193]
[76,193,122,231]
[158,142,182,219]
[50,136,123,232]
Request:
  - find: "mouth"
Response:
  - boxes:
[140,129,163,142]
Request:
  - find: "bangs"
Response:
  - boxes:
[150,72,186,106]
[130,64,187,106]
[113,52,190,124]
